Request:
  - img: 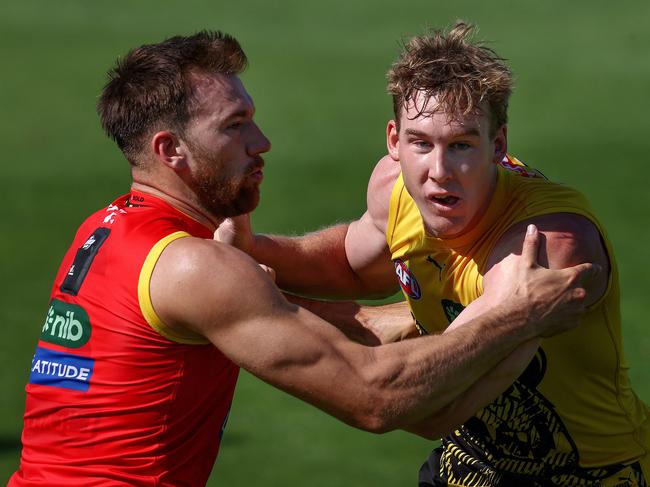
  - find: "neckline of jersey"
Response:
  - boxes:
[124,190,215,235]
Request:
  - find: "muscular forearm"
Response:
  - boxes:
[286,295,417,345]
[363,302,538,430]
[251,226,389,299]
[285,294,378,344]
[403,338,540,439]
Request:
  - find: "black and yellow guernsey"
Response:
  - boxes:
[387,155,649,486]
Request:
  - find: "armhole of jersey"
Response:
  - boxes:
[138,231,211,345]
[584,214,615,311]
[386,172,405,249]
[509,208,614,311]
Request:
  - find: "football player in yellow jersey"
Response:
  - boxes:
[220,22,649,486]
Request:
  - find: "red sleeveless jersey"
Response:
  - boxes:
[10,191,240,487]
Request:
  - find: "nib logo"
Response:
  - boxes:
[41,299,91,348]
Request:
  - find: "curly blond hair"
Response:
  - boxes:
[387,22,512,134]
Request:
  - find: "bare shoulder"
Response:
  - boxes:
[485,213,610,305]
[366,155,401,233]
[157,236,264,290]
[344,155,400,294]
[150,236,284,337]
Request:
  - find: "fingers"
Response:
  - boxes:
[556,262,602,305]
[520,224,541,267]
[569,287,587,303]
[571,262,602,288]
[214,214,253,251]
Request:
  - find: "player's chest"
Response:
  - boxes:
[393,249,484,334]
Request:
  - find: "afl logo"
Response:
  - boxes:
[394,260,421,300]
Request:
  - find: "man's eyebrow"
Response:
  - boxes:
[403,127,481,137]
[455,127,481,137]
[211,106,255,128]
[223,108,253,121]
[404,128,429,137]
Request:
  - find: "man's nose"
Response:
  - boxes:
[248,122,271,156]
[428,148,452,183]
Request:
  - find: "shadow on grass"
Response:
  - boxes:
[0,436,21,453]
[220,431,247,446]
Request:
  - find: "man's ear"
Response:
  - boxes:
[151,131,188,171]
[386,120,400,161]
[492,124,508,163]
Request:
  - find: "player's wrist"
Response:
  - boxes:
[486,301,538,343]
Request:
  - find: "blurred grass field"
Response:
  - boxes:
[1,1,649,484]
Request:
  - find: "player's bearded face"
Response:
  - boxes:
[187,137,263,218]
[178,73,269,219]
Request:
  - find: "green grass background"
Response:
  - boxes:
[2,0,649,485]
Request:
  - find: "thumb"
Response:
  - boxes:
[228,213,252,232]
[521,224,541,266]
[214,213,253,248]
[214,218,236,242]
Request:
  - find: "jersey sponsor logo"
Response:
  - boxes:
[29,346,94,392]
[60,227,111,296]
[441,299,465,323]
[40,299,91,348]
[126,194,146,207]
[498,155,544,179]
[103,203,127,224]
[393,259,421,300]
[82,235,96,250]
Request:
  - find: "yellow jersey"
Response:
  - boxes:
[387,155,649,485]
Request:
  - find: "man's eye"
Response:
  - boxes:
[413,140,431,149]
[226,121,243,131]
[451,142,470,150]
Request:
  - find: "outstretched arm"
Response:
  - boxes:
[404,340,537,439]
[285,295,418,345]
[150,225,597,433]
[215,156,401,299]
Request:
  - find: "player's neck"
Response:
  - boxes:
[130,181,223,232]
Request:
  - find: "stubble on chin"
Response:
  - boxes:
[195,170,259,218]
[186,144,260,218]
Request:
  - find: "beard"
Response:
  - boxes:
[187,140,263,219]
[195,168,260,218]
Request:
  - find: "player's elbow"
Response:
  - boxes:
[349,362,409,433]
[349,406,397,434]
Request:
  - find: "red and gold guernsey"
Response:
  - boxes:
[10,191,239,487]
[387,156,649,486]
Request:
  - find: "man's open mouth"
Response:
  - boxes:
[430,195,459,206]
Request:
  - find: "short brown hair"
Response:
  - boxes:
[97,31,247,165]
[387,22,512,134]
